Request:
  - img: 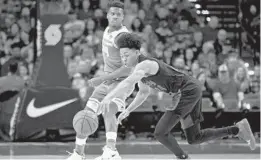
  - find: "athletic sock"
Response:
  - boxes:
[106,132,117,150]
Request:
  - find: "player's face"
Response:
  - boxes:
[107,7,124,28]
[120,48,138,68]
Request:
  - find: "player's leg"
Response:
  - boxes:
[95,82,126,160]
[154,86,202,159]
[67,84,107,160]
[103,100,119,150]
[183,99,256,150]
[154,110,187,158]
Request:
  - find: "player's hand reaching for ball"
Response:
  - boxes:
[88,77,104,87]
[117,109,130,125]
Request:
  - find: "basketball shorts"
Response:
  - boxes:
[87,79,127,114]
[177,81,204,130]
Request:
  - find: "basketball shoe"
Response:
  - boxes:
[94,146,121,160]
[236,118,256,150]
[66,150,85,160]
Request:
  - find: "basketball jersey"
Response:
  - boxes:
[138,54,191,94]
[102,26,129,73]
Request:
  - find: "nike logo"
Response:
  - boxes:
[26,98,78,118]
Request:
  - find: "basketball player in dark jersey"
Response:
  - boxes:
[101,33,256,159]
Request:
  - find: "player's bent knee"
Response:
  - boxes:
[73,110,99,137]
[186,134,200,145]
[154,127,167,139]
[103,98,126,116]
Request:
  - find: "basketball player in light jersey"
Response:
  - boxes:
[67,1,130,160]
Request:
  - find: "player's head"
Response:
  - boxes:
[116,33,142,67]
[107,1,124,28]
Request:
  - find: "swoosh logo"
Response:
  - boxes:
[26,98,78,118]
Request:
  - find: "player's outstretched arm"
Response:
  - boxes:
[102,65,132,81]
[104,60,157,100]
[126,81,150,112]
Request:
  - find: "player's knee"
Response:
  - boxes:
[103,102,118,118]
[154,127,167,139]
[103,98,125,117]
[187,134,200,145]
[85,98,101,114]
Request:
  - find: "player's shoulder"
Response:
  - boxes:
[136,59,159,75]
[121,26,129,32]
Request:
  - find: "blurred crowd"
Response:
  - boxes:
[0,0,259,112]
[58,0,260,112]
[0,0,36,78]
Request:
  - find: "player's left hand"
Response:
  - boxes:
[117,109,130,125]
[88,77,104,87]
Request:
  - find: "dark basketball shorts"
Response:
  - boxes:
[173,81,204,129]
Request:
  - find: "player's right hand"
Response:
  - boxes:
[117,109,130,125]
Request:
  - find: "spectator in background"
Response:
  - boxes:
[0,62,25,102]
[124,1,139,29]
[17,7,31,33]
[197,71,216,107]
[142,24,158,55]
[152,6,171,30]
[153,41,165,60]
[84,18,96,36]
[93,8,107,30]
[4,14,16,32]
[225,53,245,77]
[191,61,201,78]
[6,23,21,51]
[201,16,219,42]
[214,29,227,55]
[64,10,85,44]
[77,0,93,20]
[18,63,30,81]
[82,18,100,50]
[131,17,145,34]
[63,45,73,65]
[197,41,217,76]
[184,48,194,70]
[172,15,195,58]
[155,20,173,42]
[0,31,7,53]
[250,65,260,94]
[61,0,71,14]
[216,39,233,65]
[1,43,26,76]
[190,31,203,60]
[234,66,250,92]
[138,9,146,23]
[163,47,174,66]
[213,64,244,110]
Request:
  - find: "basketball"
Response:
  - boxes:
[73,110,99,137]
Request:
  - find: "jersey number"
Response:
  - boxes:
[102,45,109,57]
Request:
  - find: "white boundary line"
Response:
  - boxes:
[0,141,259,147]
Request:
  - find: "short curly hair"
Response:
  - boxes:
[108,1,124,10]
[116,33,142,50]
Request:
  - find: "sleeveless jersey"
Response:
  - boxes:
[138,54,192,94]
[102,26,129,73]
